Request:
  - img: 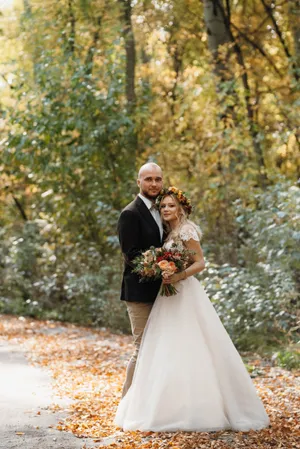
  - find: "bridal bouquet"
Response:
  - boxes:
[132,243,193,296]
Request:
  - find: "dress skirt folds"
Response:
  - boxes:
[114,276,270,432]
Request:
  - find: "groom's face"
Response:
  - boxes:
[137,167,163,200]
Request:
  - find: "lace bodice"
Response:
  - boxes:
[180,225,200,242]
[164,224,200,250]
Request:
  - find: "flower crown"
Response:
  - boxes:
[155,186,193,215]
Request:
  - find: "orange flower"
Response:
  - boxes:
[157,260,170,270]
[168,261,177,272]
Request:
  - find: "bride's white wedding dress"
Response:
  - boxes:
[115,225,270,432]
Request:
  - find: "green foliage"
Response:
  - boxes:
[272,347,300,371]
[201,181,299,350]
[0,0,299,353]
[0,218,129,332]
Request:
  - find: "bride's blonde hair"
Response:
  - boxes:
[160,194,202,242]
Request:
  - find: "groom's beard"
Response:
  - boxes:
[141,192,159,201]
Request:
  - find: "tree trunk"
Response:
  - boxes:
[203,0,238,128]
[85,16,102,75]
[68,0,76,55]
[119,0,138,160]
[203,0,267,187]
[167,23,183,117]
[203,0,231,80]
[119,0,136,112]
[22,0,39,83]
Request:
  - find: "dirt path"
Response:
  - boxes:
[0,340,97,449]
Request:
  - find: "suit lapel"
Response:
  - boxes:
[135,196,162,242]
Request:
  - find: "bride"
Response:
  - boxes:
[114,187,270,432]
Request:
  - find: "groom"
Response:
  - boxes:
[118,162,164,397]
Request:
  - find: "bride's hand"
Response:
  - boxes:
[163,272,184,284]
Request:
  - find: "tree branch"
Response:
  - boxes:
[260,0,298,81]
[231,23,283,77]
[0,74,14,89]
[12,196,28,221]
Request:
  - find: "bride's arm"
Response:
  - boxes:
[163,238,205,284]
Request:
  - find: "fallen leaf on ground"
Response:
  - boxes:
[1,315,299,449]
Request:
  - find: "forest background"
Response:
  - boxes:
[0,0,299,368]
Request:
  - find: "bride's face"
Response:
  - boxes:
[160,196,180,224]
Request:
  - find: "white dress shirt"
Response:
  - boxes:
[138,193,163,240]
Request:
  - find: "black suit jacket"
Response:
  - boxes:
[118,196,164,303]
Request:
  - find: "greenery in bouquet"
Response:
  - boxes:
[132,243,193,297]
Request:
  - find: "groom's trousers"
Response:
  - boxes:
[122,301,153,397]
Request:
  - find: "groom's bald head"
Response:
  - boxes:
[138,162,162,179]
[137,163,163,199]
